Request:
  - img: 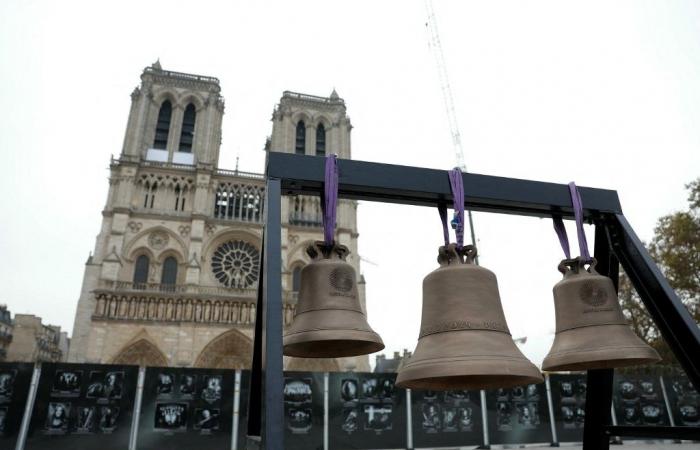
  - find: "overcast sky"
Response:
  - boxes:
[1,0,698,366]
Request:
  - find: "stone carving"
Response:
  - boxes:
[178,225,191,237]
[127,221,142,233]
[148,230,169,250]
[205,224,217,236]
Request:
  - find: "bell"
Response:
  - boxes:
[542,257,660,371]
[396,244,543,390]
[283,241,385,358]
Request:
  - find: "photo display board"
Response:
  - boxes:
[410,389,482,448]
[485,383,551,445]
[612,373,669,427]
[549,374,586,443]
[662,374,699,427]
[24,362,138,450]
[0,362,34,450]
[328,372,406,450]
[136,366,234,450]
[237,370,250,450]
[283,371,324,450]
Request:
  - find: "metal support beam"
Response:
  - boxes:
[261,178,284,448]
[610,213,700,390]
[268,153,622,217]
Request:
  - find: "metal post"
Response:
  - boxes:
[232,370,242,450]
[480,389,490,449]
[545,374,559,447]
[323,372,329,450]
[128,366,146,450]
[248,232,265,442]
[262,178,284,448]
[15,363,41,450]
[659,375,681,444]
[610,402,622,445]
[406,389,413,450]
[582,223,618,450]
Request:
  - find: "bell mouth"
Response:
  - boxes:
[542,324,661,372]
[283,329,385,358]
[396,374,543,391]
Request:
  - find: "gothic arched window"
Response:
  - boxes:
[179,103,196,153]
[133,255,150,285]
[295,121,306,154]
[316,124,326,156]
[153,100,172,149]
[161,256,178,285]
[292,266,302,292]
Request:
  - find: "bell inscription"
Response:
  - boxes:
[579,280,608,307]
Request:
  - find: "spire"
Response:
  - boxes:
[152,58,162,70]
[330,88,339,101]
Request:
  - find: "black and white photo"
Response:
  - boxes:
[100,406,119,432]
[154,403,188,431]
[193,408,219,431]
[45,402,70,433]
[52,371,82,397]
[201,375,222,403]
[364,404,392,432]
[283,378,312,405]
[287,408,312,434]
[156,372,174,396]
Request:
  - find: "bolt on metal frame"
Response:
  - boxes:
[247,152,700,449]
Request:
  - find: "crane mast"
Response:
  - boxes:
[424,0,479,252]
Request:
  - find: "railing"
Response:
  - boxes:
[102,280,258,298]
[215,168,265,180]
[282,90,344,104]
[93,292,298,326]
[288,214,322,227]
[143,66,220,84]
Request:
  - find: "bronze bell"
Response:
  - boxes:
[283,241,385,358]
[542,257,660,371]
[396,244,543,390]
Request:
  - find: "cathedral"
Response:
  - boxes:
[68,62,370,372]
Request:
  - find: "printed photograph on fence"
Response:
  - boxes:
[363,404,392,433]
[287,408,312,434]
[284,378,312,405]
[156,372,175,396]
[200,375,222,403]
[74,406,96,434]
[86,371,123,400]
[100,406,119,432]
[154,403,188,432]
[0,370,15,402]
[179,374,196,398]
[193,408,219,432]
[51,371,82,397]
[44,402,70,434]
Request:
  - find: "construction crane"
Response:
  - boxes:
[424,0,479,255]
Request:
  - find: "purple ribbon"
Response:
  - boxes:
[439,168,465,249]
[322,154,338,245]
[552,216,571,259]
[569,182,591,260]
[552,182,590,260]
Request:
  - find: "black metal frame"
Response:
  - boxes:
[247,153,700,449]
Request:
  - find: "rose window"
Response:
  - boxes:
[211,240,260,288]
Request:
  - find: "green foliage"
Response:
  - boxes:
[619,178,700,366]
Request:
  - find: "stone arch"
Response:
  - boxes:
[152,88,178,107]
[287,239,316,270]
[285,357,341,372]
[124,225,188,262]
[111,337,168,367]
[291,111,311,126]
[315,114,332,129]
[178,93,206,111]
[194,329,253,369]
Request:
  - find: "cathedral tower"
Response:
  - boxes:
[69,63,369,372]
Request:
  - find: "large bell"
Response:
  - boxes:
[283,241,384,358]
[542,257,660,371]
[396,244,543,390]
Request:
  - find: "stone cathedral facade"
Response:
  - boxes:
[69,62,369,372]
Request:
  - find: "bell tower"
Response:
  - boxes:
[269,89,352,159]
[121,60,225,168]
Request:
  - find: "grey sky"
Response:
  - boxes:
[1,0,698,365]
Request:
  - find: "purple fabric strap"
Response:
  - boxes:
[448,168,465,248]
[552,216,571,259]
[322,155,338,245]
[438,203,449,246]
[569,182,591,260]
